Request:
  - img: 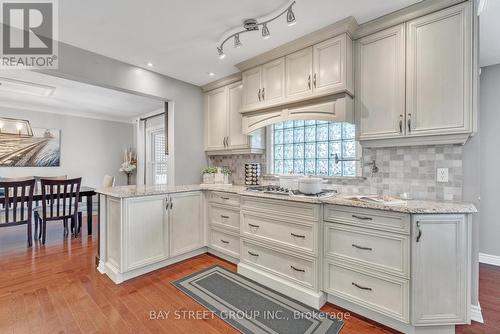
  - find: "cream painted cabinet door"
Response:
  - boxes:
[169,192,203,257]
[124,195,169,271]
[286,47,313,100]
[406,2,472,137]
[242,67,262,110]
[205,87,228,150]
[357,24,406,140]
[313,35,345,95]
[261,57,285,106]
[227,82,249,149]
[411,214,469,325]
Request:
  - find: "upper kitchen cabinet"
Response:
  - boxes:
[205,81,264,155]
[313,34,353,96]
[242,58,286,111]
[357,24,406,140]
[286,47,313,100]
[406,2,472,137]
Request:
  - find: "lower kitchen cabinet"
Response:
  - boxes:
[169,191,203,257]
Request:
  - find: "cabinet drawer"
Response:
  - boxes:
[209,204,240,231]
[208,191,240,207]
[324,260,409,323]
[209,228,240,259]
[324,223,409,278]
[241,211,316,255]
[241,239,317,289]
[324,205,410,234]
[241,196,320,221]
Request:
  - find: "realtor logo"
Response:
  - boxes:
[1,0,58,69]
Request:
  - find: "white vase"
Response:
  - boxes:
[214,173,224,184]
[203,173,215,184]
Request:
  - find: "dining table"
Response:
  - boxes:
[0,186,97,235]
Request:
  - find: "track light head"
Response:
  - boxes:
[262,23,270,39]
[234,34,242,48]
[217,47,226,60]
[287,7,296,26]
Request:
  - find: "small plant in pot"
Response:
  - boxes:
[202,167,217,184]
[221,167,232,185]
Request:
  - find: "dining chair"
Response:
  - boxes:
[0,179,36,247]
[102,175,115,188]
[37,177,82,244]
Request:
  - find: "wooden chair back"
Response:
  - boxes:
[40,177,82,221]
[0,179,35,226]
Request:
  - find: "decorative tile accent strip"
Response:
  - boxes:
[208,145,464,201]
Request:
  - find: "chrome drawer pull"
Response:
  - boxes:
[248,223,260,228]
[352,244,372,251]
[352,282,372,291]
[290,265,305,273]
[220,197,230,200]
[291,233,306,238]
[220,215,230,219]
[352,214,373,221]
[248,251,259,257]
[416,221,422,242]
[220,239,229,244]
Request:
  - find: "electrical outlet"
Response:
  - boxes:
[437,168,449,183]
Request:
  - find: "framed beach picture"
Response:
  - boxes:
[0,119,61,167]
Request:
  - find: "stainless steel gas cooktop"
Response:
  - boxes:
[245,185,337,198]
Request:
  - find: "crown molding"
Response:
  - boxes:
[202,72,242,92]
[235,16,359,72]
[354,0,467,39]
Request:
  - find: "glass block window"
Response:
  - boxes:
[272,120,357,177]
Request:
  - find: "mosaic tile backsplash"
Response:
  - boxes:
[208,144,464,201]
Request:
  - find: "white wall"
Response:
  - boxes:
[479,63,500,256]
[0,107,134,188]
[39,41,205,185]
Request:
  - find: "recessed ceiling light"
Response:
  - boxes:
[146,62,153,67]
[208,72,216,76]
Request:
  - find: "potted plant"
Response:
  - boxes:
[202,167,217,184]
[221,167,232,184]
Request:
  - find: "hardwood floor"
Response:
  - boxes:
[0,216,498,334]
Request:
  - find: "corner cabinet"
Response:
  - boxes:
[204,81,264,155]
[358,1,475,147]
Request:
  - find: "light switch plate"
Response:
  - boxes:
[437,168,449,183]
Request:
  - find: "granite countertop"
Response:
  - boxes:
[98,184,477,214]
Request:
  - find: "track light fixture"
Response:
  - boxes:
[216,1,296,59]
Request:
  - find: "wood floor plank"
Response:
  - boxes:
[0,216,497,334]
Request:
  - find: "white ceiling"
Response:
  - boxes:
[58,0,422,86]
[479,0,500,67]
[0,71,164,122]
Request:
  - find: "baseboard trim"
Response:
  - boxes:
[479,252,500,266]
[471,303,484,323]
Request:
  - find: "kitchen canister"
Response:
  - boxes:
[245,163,260,186]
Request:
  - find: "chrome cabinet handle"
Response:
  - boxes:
[313,73,317,88]
[399,115,403,134]
[291,233,305,238]
[352,282,372,291]
[416,221,422,242]
[248,223,260,228]
[220,197,230,200]
[352,244,373,251]
[407,113,412,133]
[248,251,259,257]
[170,198,173,209]
[262,88,265,100]
[258,89,261,101]
[220,215,230,219]
[225,136,229,147]
[220,239,229,244]
[290,265,305,272]
[165,199,170,211]
[352,214,373,221]
[308,75,311,89]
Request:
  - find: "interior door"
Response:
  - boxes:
[406,2,472,136]
[261,57,285,106]
[227,82,249,149]
[313,36,343,94]
[286,47,313,100]
[169,192,203,257]
[205,87,228,150]
[357,24,406,140]
[242,67,262,110]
